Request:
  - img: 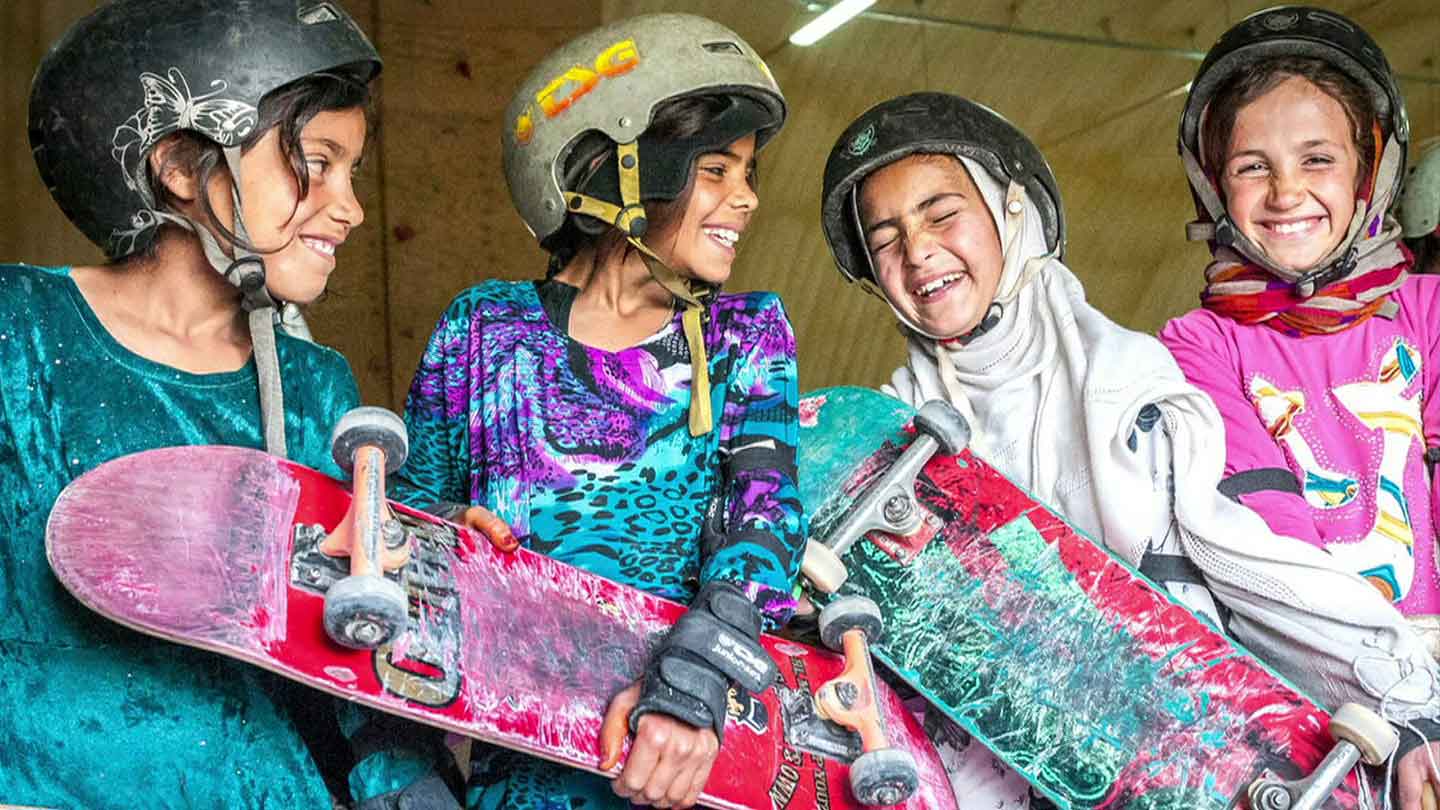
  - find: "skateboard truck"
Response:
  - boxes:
[1244,703,1398,810]
[319,407,413,649]
[814,595,919,807]
[802,400,971,594]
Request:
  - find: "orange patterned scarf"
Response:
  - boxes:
[1200,247,1410,336]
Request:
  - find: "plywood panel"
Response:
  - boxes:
[874,0,1437,61]
[605,0,802,54]
[375,1,601,406]
[304,0,391,407]
[611,0,921,389]
[738,10,938,389]
[871,0,1214,52]
[1046,93,1207,335]
[0,2,106,268]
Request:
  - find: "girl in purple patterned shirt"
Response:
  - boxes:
[391,14,805,810]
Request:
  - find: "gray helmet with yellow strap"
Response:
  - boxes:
[501,13,784,248]
[500,13,786,436]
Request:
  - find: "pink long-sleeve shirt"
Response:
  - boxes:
[1160,274,1440,615]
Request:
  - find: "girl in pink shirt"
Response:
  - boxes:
[1159,6,1440,804]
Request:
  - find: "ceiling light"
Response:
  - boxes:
[789,0,876,46]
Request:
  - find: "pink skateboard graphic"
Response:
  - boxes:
[46,437,956,810]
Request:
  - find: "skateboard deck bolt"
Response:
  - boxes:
[882,495,913,524]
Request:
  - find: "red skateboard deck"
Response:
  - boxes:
[798,387,1383,810]
[45,444,957,810]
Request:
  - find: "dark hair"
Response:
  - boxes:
[643,95,732,142]
[1201,56,1376,193]
[137,68,373,260]
[547,93,757,275]
[642,96,754,246]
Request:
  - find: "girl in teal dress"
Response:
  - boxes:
[1,1,442,807]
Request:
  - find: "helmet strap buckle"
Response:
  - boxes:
[951,302,1004,346]
[224,255,276,312]
[1293,247,1357,299]
[1186,221,1217,242]
[1213,220,1239,249]
[616,204,648,238]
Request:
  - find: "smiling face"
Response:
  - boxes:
[858,154,1004,339]
[644,132,758,286]
[1219,75,1361,272]
[207,107,368,305]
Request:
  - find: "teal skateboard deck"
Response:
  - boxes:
[797,386,1379,810]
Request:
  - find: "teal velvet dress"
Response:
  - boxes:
[0,264,361,808]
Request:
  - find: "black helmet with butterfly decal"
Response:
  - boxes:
[30,0,381,260]
[30,0,381,460]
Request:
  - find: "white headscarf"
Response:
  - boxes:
[884,156,1155,549]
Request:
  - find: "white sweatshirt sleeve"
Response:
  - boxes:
[1160,393,1440,723]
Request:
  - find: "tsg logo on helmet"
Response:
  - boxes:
[514,39,641,146]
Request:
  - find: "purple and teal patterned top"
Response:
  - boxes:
[391,279,804,627]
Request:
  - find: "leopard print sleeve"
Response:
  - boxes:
[699,292,806,628]
[390,287,481,511]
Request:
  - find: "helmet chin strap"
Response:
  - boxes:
[221,146,290,460]
[564,140,715,438]
[1181,132,1405,298]
[152,145,290,458]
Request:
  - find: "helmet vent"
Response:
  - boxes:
[298,3,341,24]
[702,41,743,55]
[1307,9,1357,35]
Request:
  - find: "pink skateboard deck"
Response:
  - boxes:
[45,444,957,810]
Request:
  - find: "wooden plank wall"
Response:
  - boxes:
[1,1,1436,408]
[346,1,602,407]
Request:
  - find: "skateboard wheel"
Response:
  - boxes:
[849,747,919,807]
[323,574,409,649]
[1330,702,1399,766]
[331,407,409,475]
[819,595,884,651]
[914,400,971,456]
[802,540,848,594]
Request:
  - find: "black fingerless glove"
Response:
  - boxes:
[630,580,777,742]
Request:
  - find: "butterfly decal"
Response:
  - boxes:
[107,208,163,257]
[111,67,259,194]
